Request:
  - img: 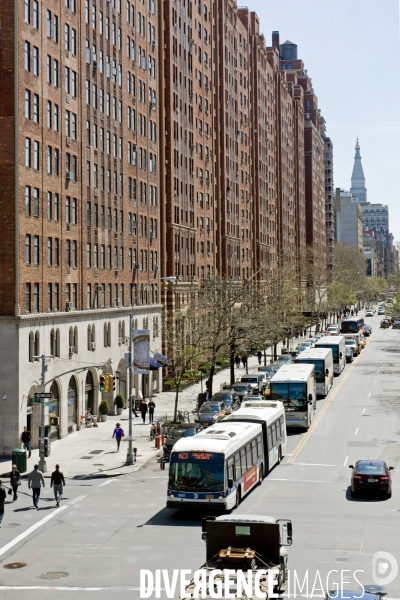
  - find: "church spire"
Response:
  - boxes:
[350,138,367,204]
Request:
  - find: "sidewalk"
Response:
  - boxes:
[4,329,318,480]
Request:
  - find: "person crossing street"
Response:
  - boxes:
[50,464,65,507]
[21,426,32,458]
[148,399,156,423]
[28,464,45,509]
[0,481,6,526]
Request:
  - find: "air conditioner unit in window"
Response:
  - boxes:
[150,232,156,239]
[69,346,75,354]
[66,137,71,146]
[134,263,140,269]
[91,342,96,350]
[66,94,70,104]
[94,189,98,197]
[200,178,203,184]
[94,268,98,277]
[155,265,160,271]
[132,27,135,35]
[66,172,72,180]
[93,61,98,69]
[66,224,71,232]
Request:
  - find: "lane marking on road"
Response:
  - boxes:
[343,456,348,466]
[0,587,150,591]
[270,478,331,483]
[0,495,86,559]
[295,463,337,467]
[288,325,380,465]
[98,479,115,487]
[355,428,359,435]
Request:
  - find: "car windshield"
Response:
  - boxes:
[270,382,308,410]
[213,394,231,401]
[231,385,247,391]
[345,340,355,345]
[169,453,224,492]
[357,463,385,475]
[241,377,258,383]
[199,404,220,414]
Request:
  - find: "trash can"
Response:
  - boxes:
[12,448,27,473]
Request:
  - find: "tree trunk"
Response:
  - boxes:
[230,342,235,385]
[173,381,180,422]
[209,364,215,396]
[245,357,248,374]
[273,342,277,361]
[263,348,267,366]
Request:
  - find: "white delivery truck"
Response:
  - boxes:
[315,335,346,376]
[270,364,316,429]
[294,347,334,397]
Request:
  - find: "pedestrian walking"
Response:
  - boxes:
[242,355,247,368]
[148,399,156,423]
[205,388,211,401]
[28,464,45,509]
[355,308,358,316]
[235,355,241,368]
[257,350,262,366]
[139,400,148,424]
[0,481,6,527]
[21,426,32,458]
[112,423,125,451]
[9,464,21,502]
[303,328,307,337]
[50,464,65,507]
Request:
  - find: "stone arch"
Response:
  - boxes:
[68,375,79,431]
[49,379,61,439]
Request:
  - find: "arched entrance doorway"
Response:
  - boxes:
[85,371,94,413]
[48,381,60,440]
[68,377,78,433]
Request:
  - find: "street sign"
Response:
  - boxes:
[30,398,41,404]
[35,392,52,398]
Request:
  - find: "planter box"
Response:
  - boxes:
[116,407,123,415]
[100,414,108,422]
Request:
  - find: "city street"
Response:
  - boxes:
[1,312,400,598]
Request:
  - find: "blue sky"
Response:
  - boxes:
[252,0,400,241]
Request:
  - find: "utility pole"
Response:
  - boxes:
[32,353,53,473]
[126,312,134,465]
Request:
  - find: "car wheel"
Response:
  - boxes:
[351,489,358,498]
[387,490,392,499]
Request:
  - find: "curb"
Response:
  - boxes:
[1,448,163,480]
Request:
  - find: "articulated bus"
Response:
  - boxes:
[167,401,286,511]
[340,317,364,336]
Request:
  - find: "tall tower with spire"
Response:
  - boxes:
[350,138,367,204]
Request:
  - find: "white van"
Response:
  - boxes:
[270,364,316,429]
[295,348,334,397]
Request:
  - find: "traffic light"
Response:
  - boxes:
[104,373,112,393]
[111,376,116,391]
[100,374,106,392]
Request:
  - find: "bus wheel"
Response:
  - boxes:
[258,465,264,484]
[234,488,241,509]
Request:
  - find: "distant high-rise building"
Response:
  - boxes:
[334,189,363,251]
[350,138,367,204]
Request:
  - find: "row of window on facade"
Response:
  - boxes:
[25,283,160,314]
[25,235,159,272]
[364,218,387,228]
[28,316,159,363]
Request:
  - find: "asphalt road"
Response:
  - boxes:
[1,312,400,599]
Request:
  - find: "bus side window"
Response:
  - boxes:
[267,427,272,451]
[276,420,281,442]
[240,448,247,476]
[227,458,234,482]
[251,439,258,462]
[257,434,263,457]
[272,422,277,447]
[234,453,241,481]
[246,443,252,469]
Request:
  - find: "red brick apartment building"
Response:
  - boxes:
[0,0,163,453]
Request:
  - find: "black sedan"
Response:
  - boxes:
[364,324,372,337]
[163,423,203,460]
[345,345,353,363]
[349,460,393,497]
[211,391,241,412]
[392,319,400,329]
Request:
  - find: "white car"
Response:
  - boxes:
[365,310,374,317]
[327,325,340,335]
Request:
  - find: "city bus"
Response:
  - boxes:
[315,335,346,375]
[340,317,364,336]
[294,347,334,397]
[167,401,286,511]
[270,364,316,429]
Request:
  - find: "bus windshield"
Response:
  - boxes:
[168,452,224,492]
[341,319,364,334]
[270,382,308,411]
[312,359,325,383]
[320,344,338,361]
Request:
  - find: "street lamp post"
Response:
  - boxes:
[32,353,53,473]
[125,276,176,465]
